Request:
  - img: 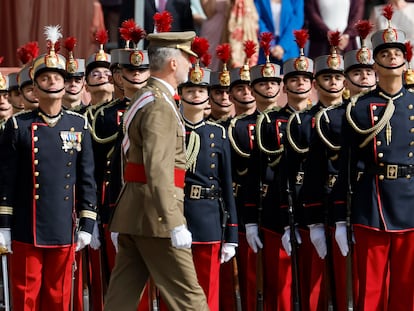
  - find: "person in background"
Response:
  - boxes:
[100,0,122,48]
[305,0,364,59]
[200,0,231,71]
[254,0,304,67]
[0,72,12,133]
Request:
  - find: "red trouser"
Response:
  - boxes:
[192,243,221,311]
[354,226,414,311]
[10,241,75,311]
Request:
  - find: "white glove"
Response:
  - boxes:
[111,232,119,253]
[76,231,92,251]
[245,223,263,253]
[0,228,11,253]
[281,226,302,256]
[220,243,237,263]
[335,221,350,257]
[170,224,192,249]
[89,222,101,250]
[309,223,327,259]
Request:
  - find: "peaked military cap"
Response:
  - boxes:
[147,31,197,57]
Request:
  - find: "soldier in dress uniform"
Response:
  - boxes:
[333,6,414,310]
[207,43,234,128]
[227,41,259,311]
[62,37,87,112]
[16,42,40,111]
[7,72,24,113]
[299,31,347,310]
[0,25,97,311]
[179,55,238,311]
[253,29,314,311]
[95,22,150,277]
[103,31,209,311]
[0,71,12,134]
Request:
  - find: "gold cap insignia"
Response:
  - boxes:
[190,66,203,84]
[294,56,309,71]
[262,63,275,78]
[356,48,371,65]
[240,65,250,81]
[327,55,340,70]
[130,50,143,66]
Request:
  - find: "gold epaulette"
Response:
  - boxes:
[228,114,251,158]
[315,105,341,151]
[206,120,226,139]
[256,110,284,156]
[286,111,309,154]
[90,98,121,144]
[11,110,32,129]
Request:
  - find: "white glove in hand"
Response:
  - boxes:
[245,223,263,253]
[170,225,192,249]
[76,231,92,251]
[0,228,11,253]
[111,232,119,253]
[309,223,327,259]
[335,221,350,257]
[89,222,101,250]
[281,226,302,256]
[221,243,237,263]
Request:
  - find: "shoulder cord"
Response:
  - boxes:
[315,105,341,151]
[286,111,309,154]
[228,114,251,158]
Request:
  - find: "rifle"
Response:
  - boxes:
[232,257,243,311]
[70,257,77,311]
[323,194,336,311]
[286,172,301,311]
[345,148,354,311]
[148,277,159,311]
[256,152,265,311]
[82,249,90,311]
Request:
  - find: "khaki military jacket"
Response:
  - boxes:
[109,77,186,237]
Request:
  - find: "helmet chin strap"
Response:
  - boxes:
[122,76,148,85]
[285,86,312,95]
[22,92,39,104]
[181,97,210,106]
[232,96,255,105]
[345,74,376,90]
[36,84,65,94]
[375,60,405,70]
[212,98,232,108]
[65,88,83,96]
[252,87,280,99]
[87,81,111,87]
[317,82,344,94]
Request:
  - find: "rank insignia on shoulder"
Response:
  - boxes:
[60,131,83,152]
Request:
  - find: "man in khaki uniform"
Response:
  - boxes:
[103,31,210,311]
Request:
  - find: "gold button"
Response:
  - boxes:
[278,121,282,127]
[209,176,213,180]
[211,153,216,157]
[378,153,383,158]
[409,152,413,157]
[67,162,72,166]
[410,141,414,146]
[106,160,111,166]
[376,141,382,146]
[33,125,38,130]
[372,105,377,110]
[411,128,414,133]
[210,143,215,148]
[158,217,163,222]
[70,127,75,132]
[373,116,378,121]
[279,133,283,137]
[64,196,69,201]
[34,195,39,200]
[173,194,176,198]
[69,150,74,155]
[211,163,216,169]
[407,175,411,179]
[209,133,214,139]
[409,104,414,110]
[34,148,38,153]
[249,125,254,130]
[410,116,414,121]
[34,171,39,177]
[66,174,70,178]
[379,163,385,166]
[34,160,39,165]
[379,175,384,180]
[33,136,38,142]
[65,185,70,189]
[35,184,39,189]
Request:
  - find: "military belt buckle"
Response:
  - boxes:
[190,185,202,199]
[386,165,398,179]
